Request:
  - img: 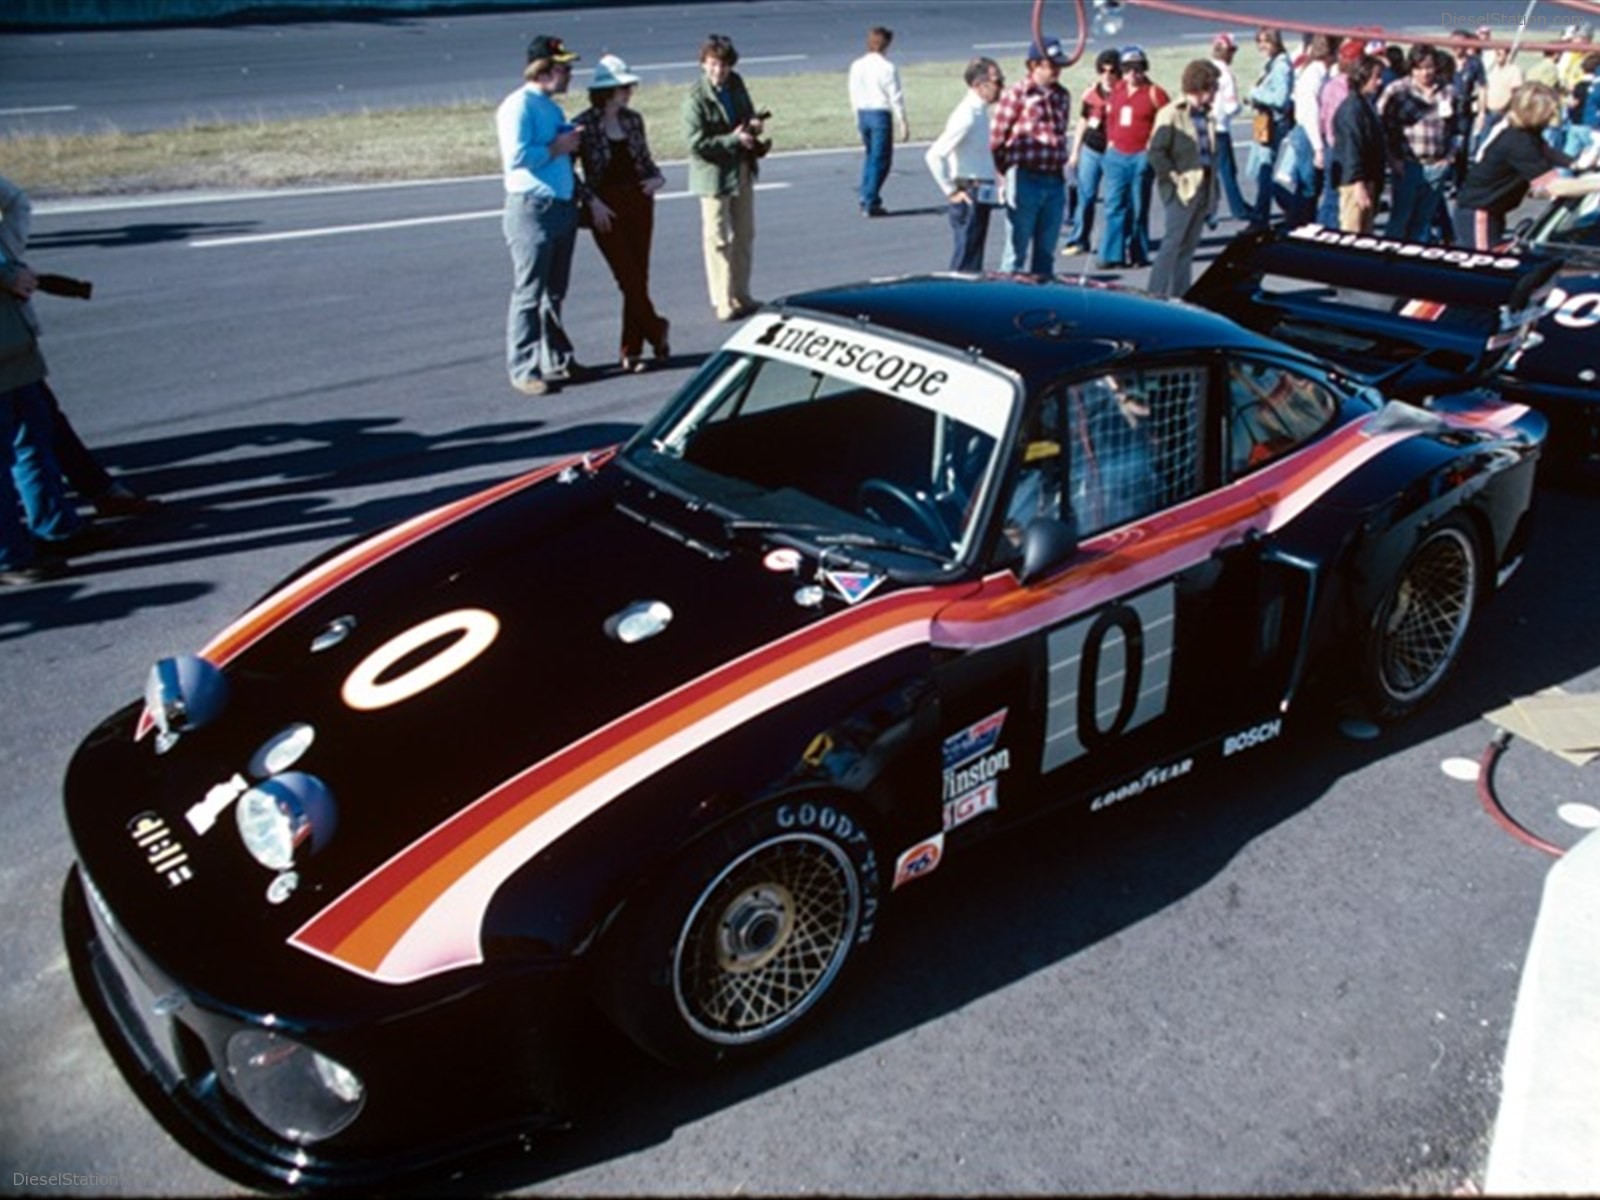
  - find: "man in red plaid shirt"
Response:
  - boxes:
[990,37,1072,276]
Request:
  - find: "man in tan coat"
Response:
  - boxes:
[1147,59,1221,298]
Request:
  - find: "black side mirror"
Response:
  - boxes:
[1017,516,1078,585]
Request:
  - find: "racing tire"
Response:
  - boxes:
[1358,516,1482,723]
[598,798,880,1070]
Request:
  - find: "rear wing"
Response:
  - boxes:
[1185,225,1563,396]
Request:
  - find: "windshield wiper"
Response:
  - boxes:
[724,518,956,565]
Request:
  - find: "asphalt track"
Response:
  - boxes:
[3,3,1600,1194]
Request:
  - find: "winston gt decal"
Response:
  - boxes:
[943,780,999,832]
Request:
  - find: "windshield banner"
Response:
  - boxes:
[728,314,1015,438]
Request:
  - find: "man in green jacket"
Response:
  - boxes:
[1147,59,1222,298]
[683,34,766,321]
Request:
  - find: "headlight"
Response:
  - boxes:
[235,773,336,872]
[224,1029,365,1144]
[144,655,229,754]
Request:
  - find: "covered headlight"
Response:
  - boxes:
[144,655,229,754]
[235,772,336,872]
[224,1029,365,1144]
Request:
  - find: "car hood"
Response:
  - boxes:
[65,455,947,999]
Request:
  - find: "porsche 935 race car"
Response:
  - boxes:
[63,242,1555,1189]
[1502,191,1600,479]
[1189,219,1596,480]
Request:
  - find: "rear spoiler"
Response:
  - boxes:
[1185,225,1563,394]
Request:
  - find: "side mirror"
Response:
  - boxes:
[1017,516,1079,585]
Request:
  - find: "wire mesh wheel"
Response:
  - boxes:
[1374,523,1478,707]
[673,832,861,1045]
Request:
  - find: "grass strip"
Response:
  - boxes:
[2,45,1214,198]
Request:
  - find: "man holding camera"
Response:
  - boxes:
[496,34,585,396]
[684,34,767,321]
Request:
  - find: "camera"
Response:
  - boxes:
[742,108,773,158]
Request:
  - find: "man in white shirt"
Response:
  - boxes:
[925,57,1004,269]
[849,26,911,216]
[1210,33,1250,220]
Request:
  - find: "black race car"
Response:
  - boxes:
[1502,191,1600,480]
[64,245,1555,1189]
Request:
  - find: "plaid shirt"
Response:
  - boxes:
[1378,77,1453,164]
[990,78,1071,175]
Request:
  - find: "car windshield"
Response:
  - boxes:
[1530,192,1600,254]
[620,314,1017,565]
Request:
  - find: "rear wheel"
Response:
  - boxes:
[1359,517,1481,722]
[599,799,879,1069]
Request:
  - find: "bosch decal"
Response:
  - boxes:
[1089,757,1194,813]
[941,708,1009,770]
[943,780,999,832]
[1223,719,1283,757]
[892,834,944,890]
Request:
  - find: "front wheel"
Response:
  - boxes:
[1358,517,1481,722]
[598,799,880,1069]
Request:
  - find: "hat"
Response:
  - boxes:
[1095,47,1122,71]
[1475,25,1492,38]
[1365,39,1386,55]
[590,53,640,88]
[1120,44,1148,65]
[1028,37,1070,65]
[1213,32,1237,50]
[1338,39,1364,65]
[527,34,579,64]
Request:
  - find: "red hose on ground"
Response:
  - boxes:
[1477,732,1567,859]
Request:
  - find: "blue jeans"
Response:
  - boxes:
[1387,159,1451,243]
[1214,127,1250,219]
[1065,146,1105,247]
[503,191,578,386]
[1273,125,1319,226]
[1316,161,1341,228]
[2,380,82,571]
[1007,168,1066,277]
[1099,148,1152,266]
[1245,121,1285,227]
[857,109,893,212]
[946,199,992,272]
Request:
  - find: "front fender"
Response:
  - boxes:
[480,647,937,962]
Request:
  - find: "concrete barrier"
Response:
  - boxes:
[1485,827,1600,1193]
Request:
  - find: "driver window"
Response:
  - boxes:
[1226,359,1339,475]
[1000,365,1205,550]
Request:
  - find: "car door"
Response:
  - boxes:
[932,358,1309,842]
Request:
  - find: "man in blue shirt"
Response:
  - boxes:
[496,34,585,396]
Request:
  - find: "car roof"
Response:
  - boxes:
[773,273,1295,387]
